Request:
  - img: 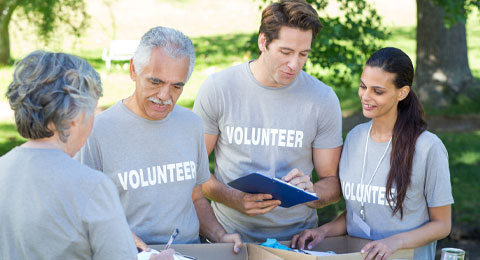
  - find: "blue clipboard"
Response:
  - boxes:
[227,172,318,208]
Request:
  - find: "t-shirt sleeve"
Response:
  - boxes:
[312,88,343,149]
[75,132,103,172]
[424,141,454,207]
[193,75,220,135]
[84,178,137,260]
[196,123,212,186]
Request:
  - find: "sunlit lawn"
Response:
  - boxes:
[438,131,480,225]
[0,123,25,156]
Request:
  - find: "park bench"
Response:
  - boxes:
[101,40,140,69]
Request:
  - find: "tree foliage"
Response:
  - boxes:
[0,0,89,64]
[20,0,88,41]
[433,0,480,27]
[248,0,389,87]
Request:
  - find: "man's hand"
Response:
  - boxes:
[282,168,314,192]
[201,172,280,216]
[291,228,326,250]
[233,192,281,216]
[219,233,243,254]
[149,248,175,260]
[133,232,148,252]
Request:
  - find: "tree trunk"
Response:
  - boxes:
[0,23,11,65]
[415,0,480,108]
[0,2,17,65]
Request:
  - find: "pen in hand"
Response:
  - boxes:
[164,228,179,250]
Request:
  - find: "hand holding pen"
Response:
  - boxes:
[164,228,179,250]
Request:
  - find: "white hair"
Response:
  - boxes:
[133,26,195,81]
[7,50,102,142]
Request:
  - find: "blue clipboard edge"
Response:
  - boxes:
[227,172,318,208]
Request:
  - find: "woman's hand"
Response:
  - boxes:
[360,237,401,260]
[292,211,347,251]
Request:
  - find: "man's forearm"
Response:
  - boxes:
[193,182,243,252]
[307,176,341,208]
[193,196,226,242]
[202,174,242,209]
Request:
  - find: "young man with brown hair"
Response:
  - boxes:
[193,0,343,242]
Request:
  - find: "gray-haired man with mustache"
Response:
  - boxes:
[76,26,242,253]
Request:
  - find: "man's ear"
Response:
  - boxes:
[398,85,411,101]
[258,33,267,52]
[129,58,136,81]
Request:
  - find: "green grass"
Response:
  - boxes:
[429,94,480,116]
[467,15,480,79]
[0,67,14,102]
[0,122,26,156]
[334,84,362,116]
[193,33,254,70]
[438,131,480,225]
[384,26,416,65]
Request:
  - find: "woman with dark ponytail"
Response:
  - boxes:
[291,47,453,260]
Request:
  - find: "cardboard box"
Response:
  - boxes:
[256,236,414,260]
[150,242,282,260]
[149,236,413,260]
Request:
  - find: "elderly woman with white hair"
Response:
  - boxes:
[0,50,174,260]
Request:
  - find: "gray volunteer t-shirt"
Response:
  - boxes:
[193,62,343,242]
[0,147,137,260]
[340,122,454,260]
[76,101,210,244]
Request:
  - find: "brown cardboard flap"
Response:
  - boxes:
[150,242,284,260]
[255,246,316,260]
[150,243,247,260]
[255,235,414,260]
[247,243,283,260]
[148,236,413,260]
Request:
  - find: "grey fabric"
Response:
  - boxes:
[76,101,210,244]
[340,121,454,260]
[0,147,137,260]
[193,62,343,242]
